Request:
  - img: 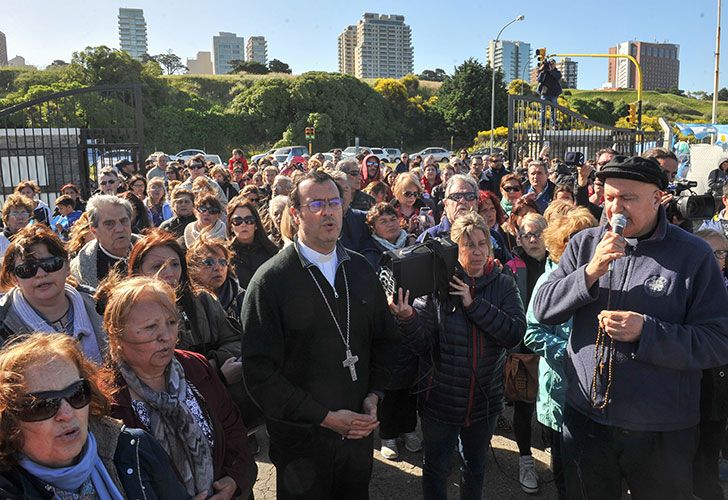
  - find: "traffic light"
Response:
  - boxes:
[535,48,547,65]
[304,127,316,140]
[627,103,637,124]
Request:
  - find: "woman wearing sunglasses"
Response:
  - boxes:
[226,197,278,289]
[0,333,188,499]
[0,225,107,364]
[183,194,227,250]
[391,173,434,238]
[104,277,256,499]
[499,173,524,216]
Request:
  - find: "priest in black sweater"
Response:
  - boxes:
[241,170,398,499]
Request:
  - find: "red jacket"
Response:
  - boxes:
[228,156,249,174]
[421,175,442,195]
[110,350,256,496]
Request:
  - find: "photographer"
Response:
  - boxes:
[537,59,562,128]
[389,212,525,500]
[708,157,728,198]
[699,184,728,239]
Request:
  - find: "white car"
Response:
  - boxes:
[382,148,402,163]
[410,147,453,162]
[251,148,276,165]
[341,146,388,163]
[171,149,206,161]
[204,154,223,166]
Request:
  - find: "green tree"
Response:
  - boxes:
[230,60,269,74]
[436,58,506,145]
[719,88,728,101]
[268,59,292,74]
[400,74,420,97]
[229,78,292,138]
[570,97,617,125]
[70,46,145,85]
[419,68,448,82]
[153,51,187,75]
[506,79,534,96]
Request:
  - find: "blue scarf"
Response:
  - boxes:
[18,432,124,500]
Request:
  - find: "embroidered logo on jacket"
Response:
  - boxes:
[644,275,669,297]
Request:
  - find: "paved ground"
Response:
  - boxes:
[252,405,560,499]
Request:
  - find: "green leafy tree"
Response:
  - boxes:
[419,68,448,82]
[70,46,144,85]
[570,97,617,125]
[268,59,292,74]
[229,78,292,138]
[400,74,420,97]
[719,88,728,101]
[506,79,534,96]
[153,51,187,75]
[230,60,269,74]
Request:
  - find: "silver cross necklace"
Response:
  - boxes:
[307,264,359,382]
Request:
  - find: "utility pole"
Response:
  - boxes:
[712,0,722,144]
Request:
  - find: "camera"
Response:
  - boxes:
[564,151,585,167]
[665,181,715,221]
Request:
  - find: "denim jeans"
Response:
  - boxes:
[540,94,558,128]
[421,415,498,500]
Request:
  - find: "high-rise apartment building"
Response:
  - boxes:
[0,31,7,66]
[213,32,245,75]
[486,40,530,85]
[554,57,578,89]
[607,41,680,90]
[186,51,213,74]
[338,13,414,79]
[246,36,268,65]
[118,8,148,60]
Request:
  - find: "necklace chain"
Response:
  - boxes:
[307,264,350,350]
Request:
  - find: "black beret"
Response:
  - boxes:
[595,155,669,190]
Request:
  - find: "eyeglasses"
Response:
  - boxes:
[447,192,477,202]
[8,211,29,218]
[300,198,343,213]
[231,215,256,226]
[196,206,221,215]
[13,256,66,279]
[503,186,521,193]
[100,180,116,186]
[715,250,728,259]
[518,231,543,240]
[201,258,228,268]
[345,170,360,177]
[403,191,419,198]
[15,379,92,422]
[366,161,380,166]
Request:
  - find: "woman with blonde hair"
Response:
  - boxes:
[391,172,433,237]
[523,206,597,500]
[145,177,173,227]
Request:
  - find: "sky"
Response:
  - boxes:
[2,0,727,92]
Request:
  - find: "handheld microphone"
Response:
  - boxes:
[608,213,628,272]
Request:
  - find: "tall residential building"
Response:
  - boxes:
[0,31,7,66]
[118,8,148,60]
[246,36,268,65]
[213,32,245,75]
[607,41,680,90]
[486,40,530,85]
[554,57,578,89]
[186,51,213,74]
[338,13,414,79]
[7,56,27,67]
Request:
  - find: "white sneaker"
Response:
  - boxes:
[380,439,399,460]
[519,455,539,494]
[403,432,422,452]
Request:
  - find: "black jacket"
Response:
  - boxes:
[159,214,196,238]
[0,417,189,499]
[231,239,278,289]
[397,265,525,425]
[537,66,563,98]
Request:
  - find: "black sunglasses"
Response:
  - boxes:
[231,215,256,226]
[196,206,221,215]
[503,186,521,193]
[13,256,66,279]
[16,379,92,422]
[447,192,477,202]
[403,191,419,198]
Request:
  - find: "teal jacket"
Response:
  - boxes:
[523,259,572,432]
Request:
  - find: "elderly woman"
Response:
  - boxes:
[365,202,415,269]
[523,207,597,500]
[0,194,34,260]
[188,236,244,323]
[391,173,433,238]
[265,195,288,248]
[159,187,196,238]
[0,226,107,362]
[500,173,524,216]
[227,197,278,289]
[502,197,540,252]
[183,194,227,249]
[16,180,51,225]
[105,276,256,499]
[0,334,188,498]
[145,177,173,227]
[389,212,525,500]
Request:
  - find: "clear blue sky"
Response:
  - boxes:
[2,0,726,91]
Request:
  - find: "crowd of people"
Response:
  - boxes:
[0,144,726,500]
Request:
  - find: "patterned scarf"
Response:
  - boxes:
[118,357,213,496]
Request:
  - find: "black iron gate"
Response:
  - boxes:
[0,84,143,202]
[507,94,662,167]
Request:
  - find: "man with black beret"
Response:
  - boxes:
[532,155,728,499]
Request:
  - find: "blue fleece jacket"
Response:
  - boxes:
[533,207,728,431]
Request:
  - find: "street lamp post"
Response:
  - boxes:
[490,14,525,153]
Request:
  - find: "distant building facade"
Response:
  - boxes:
[213,32,245,75]
[8,56,27,68]
[554,57,578,89]
[246,36,267,65]
[0,31,7,66]
[486,40,530,85]
[118,8,148,60]
[186,51,213,74]
[607,41,680,90]
[338,13,414,79]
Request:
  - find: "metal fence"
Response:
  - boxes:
[507,95,661,168]
[0,84,143,202]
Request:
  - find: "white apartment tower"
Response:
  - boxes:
[338,13,414,79]
[246,37,268,65]
[213,32,245,75]
[0,31,7,66]
[486,40,530,85]
[118,8,148,60]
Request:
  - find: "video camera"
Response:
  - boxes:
[665,180,715,221]
[378,237,459,304]
[552,151,585,186]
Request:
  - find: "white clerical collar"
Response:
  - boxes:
[98,242,127,262]
[298,239,337,265]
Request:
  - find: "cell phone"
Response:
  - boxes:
[33,207,48,225]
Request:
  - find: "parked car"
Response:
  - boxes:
[204,154,223,165]
[342,146,369,158]
[382,148,402,163]
[170,149,206,161]
[410,147,453,162]
[472,147,505,158]
[250,148,276,165]
[273,146,308,165]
